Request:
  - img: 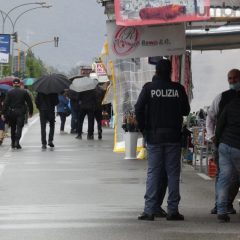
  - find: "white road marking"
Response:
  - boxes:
[20,115,39,141]
[0,164,5,176]
[0,115,39,178]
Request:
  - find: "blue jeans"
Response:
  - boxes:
[144,143,181,215]
[217,143,240,215]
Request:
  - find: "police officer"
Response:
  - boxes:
[2,78,33,149]
[135,59,190,221]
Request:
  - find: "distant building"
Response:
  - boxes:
[79,66,93,76]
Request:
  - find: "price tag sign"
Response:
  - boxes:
[96,63,106,76]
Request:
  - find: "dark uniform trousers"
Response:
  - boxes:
[8,110,25,145]
[39,110,55,145]
[77,108,94,137]
[94,109,102,134]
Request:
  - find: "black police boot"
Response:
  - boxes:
[87,135,94,140]
[48,141,55,148]
[14,140,22,149]
[155,207,167,218]
[138,212,154,221]
[75,135,82,139]
[166,212,184,221]
[42,144,47,149]
[217,214,230,223]
[211,206,217,214]
[227,205,236,214]
[98,131,102,140]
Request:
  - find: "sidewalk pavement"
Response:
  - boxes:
[0,115,239,240]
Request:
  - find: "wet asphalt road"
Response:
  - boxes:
[0,115,239,240]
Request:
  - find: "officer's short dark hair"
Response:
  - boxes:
[12,78,21,84]
[156,59,172,74]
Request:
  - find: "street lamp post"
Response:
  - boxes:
[10,5,52,74]
[0,2,51,77]
[22,37,59,77]
[1,4,52,76]
[0,9,14,32]
[0,9,13,77]
[2,2,46,33]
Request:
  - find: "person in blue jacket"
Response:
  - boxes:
[57,91,70,134]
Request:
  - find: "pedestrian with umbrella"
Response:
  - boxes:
[69,77,98,140]
[33,73,71,149]
[0,77,23,86]
[0,84,13,92]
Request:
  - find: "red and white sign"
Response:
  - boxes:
[95,63,106,76]
[107,21,186,60]
[115,0,210,26]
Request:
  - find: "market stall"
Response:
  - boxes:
[98,0,240,163]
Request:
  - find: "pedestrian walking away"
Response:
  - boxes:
[135,59,190,221]
[76,90,96,140]
[57,91,70,134]
[0,91,7,145]
[94,83,105,140]
[206,69,240,216]
[35,92,59,149]
[2,78,33,149]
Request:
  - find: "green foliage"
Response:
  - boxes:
[25,51,48,78]
[2,64,11,76]
[1,52,66,79]
[0,52,48,79]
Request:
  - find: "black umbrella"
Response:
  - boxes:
[32,73,71,94]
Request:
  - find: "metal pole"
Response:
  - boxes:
[0,9,14,78]
[2,2,46,33]
[10,6,51,75]
[24,38,57,76]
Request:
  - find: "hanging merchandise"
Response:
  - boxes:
[171,52,193,102]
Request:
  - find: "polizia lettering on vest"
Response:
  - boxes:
[151,89,179,98]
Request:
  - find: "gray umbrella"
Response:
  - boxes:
[69,77,98,93]
[32,73,71,94]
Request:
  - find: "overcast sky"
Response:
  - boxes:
[1,0,107,72]
[1,1,240,111]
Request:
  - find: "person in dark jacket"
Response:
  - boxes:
[57,91,70,133]
[206,69,240,216]
[76,90,96,140]
[35,92,59,149]
[68,90,79,134]
[0,92,6,145]
[94,84,105,140]
[135,59,190,221]
[215,89,240,222]
[2,78,33,149]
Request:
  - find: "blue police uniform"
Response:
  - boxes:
[135,66,190,220]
